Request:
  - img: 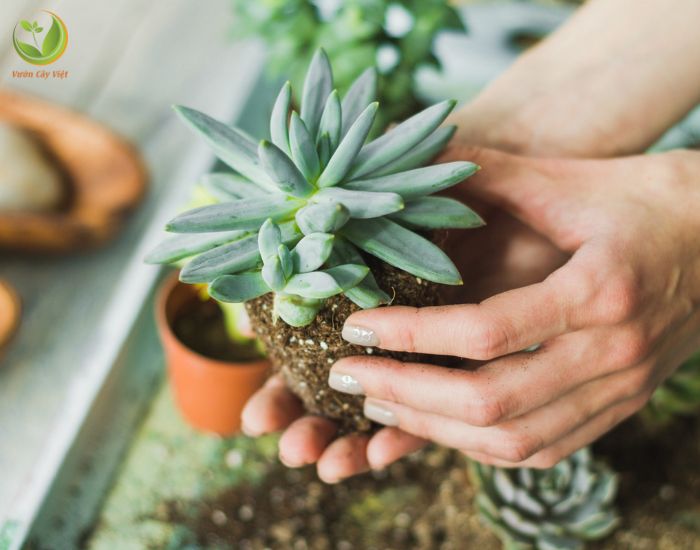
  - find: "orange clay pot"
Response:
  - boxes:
[155,272,270,435]
[0,279,21,360]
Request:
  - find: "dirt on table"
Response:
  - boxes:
[160,416,700,550]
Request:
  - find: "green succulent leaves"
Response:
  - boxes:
[149,49,482,326]
[471,449,620,550]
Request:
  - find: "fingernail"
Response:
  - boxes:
[241,423,258,437]
[279,452,302,468]
[364,399,398,427]
[328,370,364,395]
[342,323,379,346]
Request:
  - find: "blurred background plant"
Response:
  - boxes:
[642,352,700,428]
[230,0,465,130]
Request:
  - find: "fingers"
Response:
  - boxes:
[355,359,653,466]
[365,428,428,470]
[463,391,649,469]
[241,375,305,436]
[342,245,608,360]
[331,326,641,425]
[278,415,338,467]
[316,434,371,483]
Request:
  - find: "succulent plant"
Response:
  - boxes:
[642,351,700,425]
[147,49,481,327]
[230,0,465,127]
[470,449,620,550]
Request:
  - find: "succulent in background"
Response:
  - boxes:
[147,49,481,328]
[230,0,465,128]
[470,449,620,550]
[642,351,700,426]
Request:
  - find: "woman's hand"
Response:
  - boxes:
[325,147,700,472]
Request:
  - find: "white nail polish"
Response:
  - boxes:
[328,371,364,395]
[342,324,379,346]
[364,399,398,427]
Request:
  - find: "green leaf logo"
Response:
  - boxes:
[13,11,68,65]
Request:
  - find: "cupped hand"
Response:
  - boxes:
[243,146,700,481]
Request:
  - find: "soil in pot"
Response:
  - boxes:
[246,257,446,434]
[172,291,261,363]
[158,275,269,435]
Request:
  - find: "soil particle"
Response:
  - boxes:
[246,259,447,434]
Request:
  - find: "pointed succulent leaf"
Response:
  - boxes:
[166,196,303,233]
[341,67,377,139]
[262,255,287,291]
[258,140,315,197]
[278,244,293,279]
[289,112,321,181]
[178,221,300,283]
[346,161,479,199]
[317,102,378,188]
[300,48,333,137]
[295,202,350,235]
[328,239,390,308]
[391,196,484,229]
[173,106,274,190]
[144,230,245,264]
[317,90,341,151]
[270,81,292,155]
[342,218,462,285]
[313,187,403,219]
[179,234,260,283]
[258,218,282,262]
[317,132,331,168]
[291,233,334,273]
[349,100,456,178]
[200,173,267,201]
[324,264,369,291]
[370,126,456,177]
[274,294,323,327]
[209,271,270,303]
[284,271,343,299]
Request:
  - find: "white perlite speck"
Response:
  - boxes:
[366,347,374,354]
[211,510,227,526]
[319,341,328,350]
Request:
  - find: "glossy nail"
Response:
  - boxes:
[328,370,364,395]
[342,323,379,346]
[364,399,398,427]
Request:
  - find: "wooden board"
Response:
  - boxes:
[0,90,147,252]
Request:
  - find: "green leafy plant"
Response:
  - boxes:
[230,0,465,127]
[147,49,481,327]
[470,449,620,550]
[642,351,700,426]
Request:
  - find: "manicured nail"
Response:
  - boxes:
[328,370,364,395]
[342,323,379,346]
[364,399,398,427]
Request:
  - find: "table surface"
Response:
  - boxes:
[0,0,263,545]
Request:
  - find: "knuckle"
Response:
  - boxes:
[394,311,420,353]
[527,450,562,469]
[467,317,511,360]
[598,269,640,324]
[468,396,508,427]
[608,328,651,370]
[498,431,544,463]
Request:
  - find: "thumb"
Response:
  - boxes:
[438,144,586,249]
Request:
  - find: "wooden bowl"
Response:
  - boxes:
[0,280,21,358]
[0,89,147,253]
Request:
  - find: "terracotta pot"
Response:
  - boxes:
[155,272,269,435]
[0,279,21,360]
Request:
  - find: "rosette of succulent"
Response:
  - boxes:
[470,448,620,550]
[147,49,482,432]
